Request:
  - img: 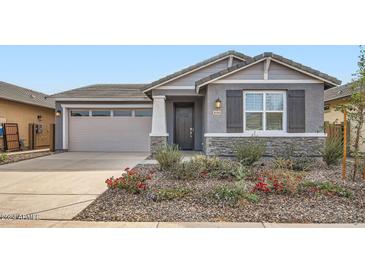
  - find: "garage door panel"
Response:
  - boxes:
[69,116,152,152]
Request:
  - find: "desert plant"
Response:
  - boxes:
[105,167,151,194]
[299,181,352,198]
[234,139,265,166]
[155,187,191,201]
[155,144,182,171]
[321,138,343,166]
[291,156,313,171]
[0,153,8,163]
[211,185,259,206]
[273,157,293,169]
[274,144,312,171]
[167,160,204,180]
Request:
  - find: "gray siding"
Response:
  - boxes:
[269,61,314,80]
[166,59,230,86]
[205,83,324,134]
[223,62,264,80]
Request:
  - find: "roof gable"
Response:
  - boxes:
[141,50,251,92]
[196,52,341,90]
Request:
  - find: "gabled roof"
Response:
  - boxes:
[51,84,149,99]
[0,81,54,109]
[196,52,342,90]
[141,50,252,92]
[324,81,362,102]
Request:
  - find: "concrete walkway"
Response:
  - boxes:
[0,152,148,220]
[0,220,364,228]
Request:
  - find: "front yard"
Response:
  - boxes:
[74,145,365,223]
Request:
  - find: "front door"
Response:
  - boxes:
[175,104,194,150]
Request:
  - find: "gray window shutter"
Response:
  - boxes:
[287,90,305,133]
[226,90,243,133]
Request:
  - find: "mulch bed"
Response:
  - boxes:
[0,151,53,165]
[74,163,365,223]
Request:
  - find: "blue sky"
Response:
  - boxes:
[0,46,360,94]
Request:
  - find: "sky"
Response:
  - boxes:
[0,46,360,95]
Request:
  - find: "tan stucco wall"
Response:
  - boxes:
[324,98,365,152]
[0,98,55,150]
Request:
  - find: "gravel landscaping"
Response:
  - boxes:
[74,161,365,223]
[0,150,53,165]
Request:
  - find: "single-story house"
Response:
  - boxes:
[51,50,341,156]
[324,82,364,152]
[0,81,55,151]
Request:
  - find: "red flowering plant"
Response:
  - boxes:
[105,167,153,194]
[252,170,303,194]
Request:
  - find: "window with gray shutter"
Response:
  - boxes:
[226,90,243,133]
[287,90,305,133]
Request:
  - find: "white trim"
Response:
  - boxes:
[60,104,153,109]
[213,79,323,84]
[243,91,287,133]
[204,133,327,137]
[152,95,166,99]
[155,86,195,90]
[54,97,150,102]
[62,106,68,150]
[149,133,169,137]
[264,58,271,80]
[144,55,247,92]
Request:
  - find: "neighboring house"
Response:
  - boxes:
[51,50,341,156]
[324,82,364,152]
[0,81,55,151]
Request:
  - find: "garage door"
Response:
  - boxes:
[68,109,152,152]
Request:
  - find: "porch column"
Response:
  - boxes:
[150,95,168,136]
[150,95,168,153]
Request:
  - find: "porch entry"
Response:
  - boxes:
[174,103,194,150]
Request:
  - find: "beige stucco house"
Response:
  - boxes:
[324,82,365,152]
[0,81,55,151]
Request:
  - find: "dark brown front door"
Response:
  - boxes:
[175,104,194,150]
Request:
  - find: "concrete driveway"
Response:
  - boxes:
[0,152,148,220]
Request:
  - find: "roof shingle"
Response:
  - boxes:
[51,84,149,99]
[141,50,252,92]
[324,81,363,102]
[0,81,54,109]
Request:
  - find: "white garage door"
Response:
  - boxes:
[68,109,152,152]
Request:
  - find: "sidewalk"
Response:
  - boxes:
[0,220,365,228]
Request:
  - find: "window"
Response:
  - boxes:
[71,110,89,117]
[91,110,111,117]
[135,109,152,117]
[113,110,132,117]
[244,91,285,131]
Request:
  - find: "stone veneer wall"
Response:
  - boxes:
[150,136,168,154]
[204,136,326,157]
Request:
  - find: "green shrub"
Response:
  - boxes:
[233,163,249,182]
[155,187,191,201]
[0,153,8,163]
[291,156,313,171]
[234,139,265,166]
[274,145,312,171]
[167,156,239,180]
[155,144,182,171]
[273,157,293,169]
[168,160,203,180]
[211,183,259,206]
[299,181,352,198]
[321,138,343,166]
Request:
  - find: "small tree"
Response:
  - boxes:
[337,46,365,180]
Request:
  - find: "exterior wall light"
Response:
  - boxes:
[215,98,222,109]
[56,110,61,117]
